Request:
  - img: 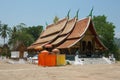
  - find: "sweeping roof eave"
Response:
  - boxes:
[27,41,48,50]
[27,44,41,50]
[57,36,84,49]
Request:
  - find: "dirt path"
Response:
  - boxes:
[0,61,120,80]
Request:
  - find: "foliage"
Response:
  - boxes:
[93,15,119,60]
[1,44,11,57]
[0,20,44,57]
[118,49,120,60]
[114,38,120,48]
[25,25,43,41]
[114,38,120,60]
[8,23,43,50]
[0,24,9,44]
[53,16,59,24]
[8,23,34,50]
[115,49,120,60]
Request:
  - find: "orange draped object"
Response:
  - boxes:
[38,50,57,67]
[38,50,49,66]
[45,54,56,66]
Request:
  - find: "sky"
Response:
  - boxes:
[0,0,120,44]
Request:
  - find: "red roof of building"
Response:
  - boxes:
[33,18,67,43]
[28,17,107,50]
[57,17,90,48]
[51,18,76,45]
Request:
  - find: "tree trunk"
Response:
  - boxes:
[4,38,5,45]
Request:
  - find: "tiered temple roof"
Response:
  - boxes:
[28,17,107,51]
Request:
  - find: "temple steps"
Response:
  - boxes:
[66,55,115,65]
[82,58,109,64]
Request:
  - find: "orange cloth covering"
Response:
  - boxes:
[38,50,49,66]
[45,54,56,66]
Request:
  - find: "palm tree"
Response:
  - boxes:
[0,24,9,45]
[8,27,18,50]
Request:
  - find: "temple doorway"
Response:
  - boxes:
[81,41,93,57]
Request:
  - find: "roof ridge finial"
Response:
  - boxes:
[74,9,79,19]
[88,6,94,18]
[66,9,71,19]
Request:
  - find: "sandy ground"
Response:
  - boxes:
[0,60,120,80]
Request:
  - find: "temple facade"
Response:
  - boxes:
[28,17,107,57]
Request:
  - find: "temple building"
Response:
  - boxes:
[28,17,107,57]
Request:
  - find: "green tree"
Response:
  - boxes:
[118,49,120,60]
[25,25,43,40]
[8,24,43,49]
[15,30,34,47]
[8,23,34,50]
[114,38,120,48]
[8,26,19,50]
[2,44,11,57]
[53,16,59,24]
[0,24,9,44]
[93,15,119,59]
